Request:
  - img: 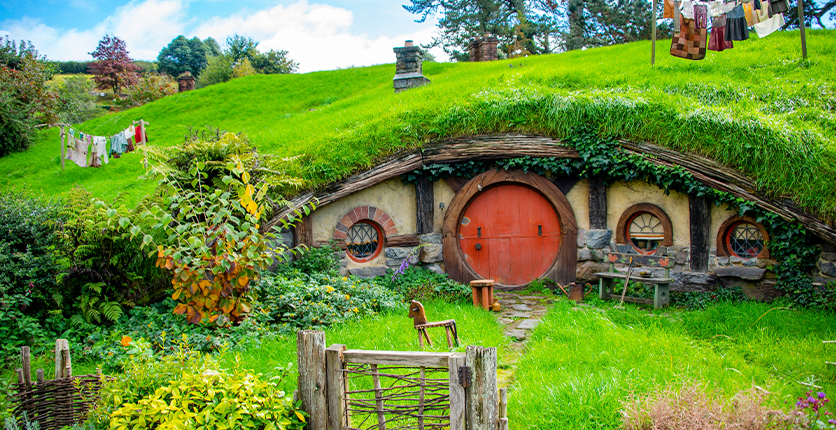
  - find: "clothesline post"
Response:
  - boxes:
[652,0,658,65]
[133,119,150,169]
[798,0,808,59]
[59,125,65,171]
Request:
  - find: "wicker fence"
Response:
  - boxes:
[9,340,105,430]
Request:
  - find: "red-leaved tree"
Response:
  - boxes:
[88,35,140,94]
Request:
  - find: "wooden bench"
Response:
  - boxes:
[596,253,673,309]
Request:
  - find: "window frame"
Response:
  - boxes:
[716,216,770,259]
[615,203,674,256]
[345,220,384,263]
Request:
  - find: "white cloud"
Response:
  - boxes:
[0,0,444,72]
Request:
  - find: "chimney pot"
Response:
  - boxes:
[404,40,414,47]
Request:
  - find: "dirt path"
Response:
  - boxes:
[493,291,554,388]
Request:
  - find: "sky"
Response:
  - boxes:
[0,0,446,73]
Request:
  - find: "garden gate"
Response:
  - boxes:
[296,331,508,430]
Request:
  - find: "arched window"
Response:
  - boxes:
[717,216,769,259]
[345,221,383,262]
[616,203,674,256]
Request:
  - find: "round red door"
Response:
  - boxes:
[458,184,561,285]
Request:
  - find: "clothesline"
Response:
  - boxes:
[58,120,150,170]
[650,0,808,63]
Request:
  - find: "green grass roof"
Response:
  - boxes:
[3,30,836,223]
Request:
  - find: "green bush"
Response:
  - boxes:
[372,266,471,303]
[254,272,401,330]
[57,75,102,124]
[285,241,340,276]
[113,74,175,110]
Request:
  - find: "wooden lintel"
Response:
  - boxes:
[342,350,455,368]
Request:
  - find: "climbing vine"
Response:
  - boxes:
[404,127,832,309]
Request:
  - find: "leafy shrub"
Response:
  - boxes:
[671,287,749,310]
[197,54,233,88]
[112,73,175,110]
[57,75,102,124]
[254,272,401,330]
[91,345,306,430]
[372,266,470,303]
[285,241,340,276]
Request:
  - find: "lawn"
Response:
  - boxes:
[3,30,836,222]
[510,298,836,429]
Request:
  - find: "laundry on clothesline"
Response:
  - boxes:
[61,121,149,169]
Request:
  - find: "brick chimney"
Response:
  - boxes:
[177,71,195,92]
[393,40,430,93]
[468,34,499,62]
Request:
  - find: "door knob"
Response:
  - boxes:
[475,243,482,250]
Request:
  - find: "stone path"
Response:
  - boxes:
[493,291,554,388]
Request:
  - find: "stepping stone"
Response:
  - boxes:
[519,295,545,300]
[510,304,532,311]
[498,299,518,305]
[503,311,531,319]
[504,329,527,340]
[498,318,514,325]
[517,319,540,330]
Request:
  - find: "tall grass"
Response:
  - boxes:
[509,299,836,429]
[1,31,835,219]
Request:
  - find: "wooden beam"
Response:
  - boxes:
[689,194,711,272]
[416,176,434,234]
[421,134,579,163]
[445,176,470,193]
[386,234,421,247]
[588,177,607,229]
[297,331,327,430]
[798,0,808,60]
[326,344,347,430]
[341,350,455,368]
[448,353,466,430]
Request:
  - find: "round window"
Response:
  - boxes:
[345,221,382,262]
[726,221,765,258]
[627,212,665,255]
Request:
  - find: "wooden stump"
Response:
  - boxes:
[297,330,327,430]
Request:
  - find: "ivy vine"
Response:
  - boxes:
[404,127,832,309]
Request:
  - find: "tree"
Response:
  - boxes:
[0,37,59,156]
[157,36,210,78]
[250,49,299,74]
[197,54,234,88]
[231,58,257,78]
[203,37,222,57]
[88,35,140,94]
[226,34,260,64]
[58,75,101,124]
[783,0,835,30]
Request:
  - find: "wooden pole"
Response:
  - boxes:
[465,346,498,430]
[798,0,808,59]
[325,344,347,430]
[60,125,66,171]
[296,330,327,430]
[133,119,149,169]
[371,364,387,430]
[448,353,466,430]
[54,339,71,379]
[21,346,31,388]
[652,0,657,65]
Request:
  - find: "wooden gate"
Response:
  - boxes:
[296,331,507,430]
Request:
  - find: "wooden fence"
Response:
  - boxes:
[297,330,508,430]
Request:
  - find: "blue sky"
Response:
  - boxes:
[0,0,444,72]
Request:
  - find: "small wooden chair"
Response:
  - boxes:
[408,300,459,349]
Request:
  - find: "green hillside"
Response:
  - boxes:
[3,30,836,222]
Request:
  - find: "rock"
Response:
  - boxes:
[387,256,418,267]
[504,311,532,318]
[577,229,588,247]
[504,330,527,340]
[742,258,757,267]
[585,229,612,249]
[714,266,766,280]
[593,250,608,261]
[384,247,412,259]
[516,319,540,330]
[340,259,348,267]
[498,318,514,325]
[424,263,445,274]
[716,257,730,266]
[671,271,717,292]
[821,261,836,277]
[576,261,609,283]
[419,233,442,245]
[348,266,389,278]
[616,245,634,254]
[820,252,836,261]
[675,249,690,265]
[577,248,593,261]
[729,256,746,264]
[510,304,532,311]
[419,244,443,263]
[813,276,836,286]
[756,259,778,269]
[340,267,348,276]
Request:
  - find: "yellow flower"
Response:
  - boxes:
[345,294,350,300]
[352,308,359,313]
[342,277,348,281]
[326,286,335,293]
[120,336,132,347]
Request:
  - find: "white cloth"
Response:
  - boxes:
[710,0,737,16]
[93,136,109,164]
[681,1,695,18]
[755,13,785,37]
[123,126,135,140]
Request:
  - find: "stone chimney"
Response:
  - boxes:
[393,40,430,93]
[177,71,195,92]
[468,34,499,62]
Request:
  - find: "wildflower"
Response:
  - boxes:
[352,308,359,313]
[818,392,827,399]
[342,277,348,281]
[345,294,350,300]
[326,286,335,293]
[120,335,133,347]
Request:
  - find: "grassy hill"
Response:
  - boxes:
[2,30,836,222]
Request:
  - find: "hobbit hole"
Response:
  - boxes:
[274,134,836,299]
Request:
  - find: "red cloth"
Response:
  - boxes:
[708,26,734,51]
[134,125,144,144]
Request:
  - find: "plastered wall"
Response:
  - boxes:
[606,180,690,247]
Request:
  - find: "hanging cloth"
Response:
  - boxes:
[680,0,696,19]
[708,15,734,51]
[725,5,750,41]
[743,2,763,25]
[694,4,708,28]
[755,13,785,37]
[94,136,108,165]
[670,16,707,60]
[664,0,676,18]
[65,135,89,168]
[134,125,148,145]
[768,0,789,16]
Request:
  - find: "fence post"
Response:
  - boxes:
[465,346,498,430]
[55,339,71,379]
[297,330,327,430]
[498,388,508,430]
[448,353,466,430]
[326,344,347,430]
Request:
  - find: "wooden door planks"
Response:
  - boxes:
[416,176,434,234]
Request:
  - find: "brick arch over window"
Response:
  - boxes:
[615,203,674,255]
[333,206,398,241]
[716,215,770,259]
